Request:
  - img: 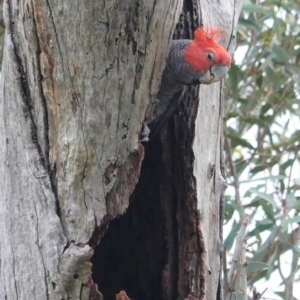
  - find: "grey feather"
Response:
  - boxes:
[145,40,201,140]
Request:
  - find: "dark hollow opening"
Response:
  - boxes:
[91,138,170,300]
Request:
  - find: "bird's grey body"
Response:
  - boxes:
[139,35,230,142]
[140,40,206,141]
[153,40,202,124]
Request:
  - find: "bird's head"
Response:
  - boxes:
[184,28,232,84]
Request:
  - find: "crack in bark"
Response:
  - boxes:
[196,210,206,300]
[81,112,89,211]
[30,1,61,219]
[30,0,50,170]
[6,1,51,179]
[69,76,89,211]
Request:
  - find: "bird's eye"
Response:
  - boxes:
[206,53,214,60]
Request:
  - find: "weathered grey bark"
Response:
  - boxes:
[0,0,242,300]
[194,3,243,299]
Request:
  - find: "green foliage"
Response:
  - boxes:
[246,261,269,274]
[225,0,300,299]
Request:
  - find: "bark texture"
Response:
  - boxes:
[0,0,242,299]
[0,0,182,299]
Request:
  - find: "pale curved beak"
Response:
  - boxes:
[198,65,229,85]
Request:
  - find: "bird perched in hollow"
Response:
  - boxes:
[140,28,232,141]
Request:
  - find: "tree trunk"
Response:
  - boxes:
[0,0,242,299]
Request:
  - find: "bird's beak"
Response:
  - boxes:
[199,65,229,85]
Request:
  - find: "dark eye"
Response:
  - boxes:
[206,53,214,60]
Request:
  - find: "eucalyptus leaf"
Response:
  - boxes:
[272,45,290,64]
[224,221,240,250]
[248,188,277,206]
[246,261,269,274]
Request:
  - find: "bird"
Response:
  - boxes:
[140,28,232,142]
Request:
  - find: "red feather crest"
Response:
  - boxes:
[194,28,225,44]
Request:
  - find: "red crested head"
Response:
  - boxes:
[184,28,232,74]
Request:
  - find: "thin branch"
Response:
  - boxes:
[227,216,250,296]
[224,129,241,205]
[223,246,229,299]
